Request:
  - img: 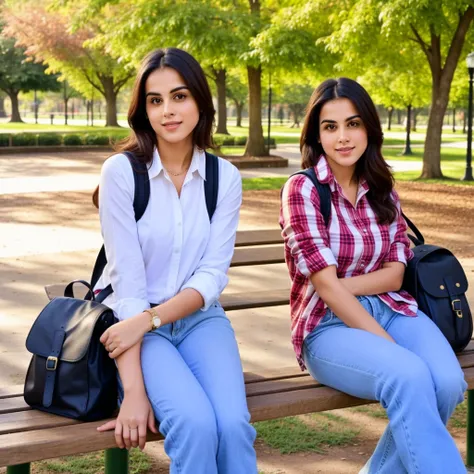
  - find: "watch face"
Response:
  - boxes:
[152,316,162,328]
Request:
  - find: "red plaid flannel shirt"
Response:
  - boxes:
[280,156,418,370]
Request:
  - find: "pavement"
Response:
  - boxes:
[0,145,470,390]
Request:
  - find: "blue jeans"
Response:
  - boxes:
[303,295,467,474]
[138,302,257,474]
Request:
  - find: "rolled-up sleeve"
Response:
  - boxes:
[99,155,150,320]
[181,162,242,310]
[280,175,337,277]
[383,190,413,265]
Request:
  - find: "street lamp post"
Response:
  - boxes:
[463,52,474,181]
[267,70,272,155]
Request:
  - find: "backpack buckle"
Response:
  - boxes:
[46,356,58,371]
[451,299,463,318]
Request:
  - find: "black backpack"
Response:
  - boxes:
[290,168,472,352]
[92,151,219,302]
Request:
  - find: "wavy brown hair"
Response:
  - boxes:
[92,48,216,208]
[300,78,397,224]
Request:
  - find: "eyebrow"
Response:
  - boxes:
[320,114,361,124]
[145,86,189,97]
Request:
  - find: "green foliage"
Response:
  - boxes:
[83,133,111,145]
[37,133,63,146]
[63,134,84,145]
[0,134,10,147]
[12,133,37,146]
[242,177,287,190]
[0,35,61,95]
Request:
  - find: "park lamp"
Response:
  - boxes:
[463,53,474,181]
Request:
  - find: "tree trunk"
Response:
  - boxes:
[8,91,23,122]
[244,65,266,156]
[387,107,393,130]
[0,96,6,118]
[397,109,402,125]
[64,97,69,126]
[402,105,413,155]
[452,108,456,133]
[103,77,120,127]
[214,69,229,134]
[413,108,419,132]
[234,100,243,127]
[421,80,449,178]
[421,6,474,178]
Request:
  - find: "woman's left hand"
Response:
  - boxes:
[100,313,149,359]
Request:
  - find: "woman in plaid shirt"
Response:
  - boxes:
[280,78,467,474]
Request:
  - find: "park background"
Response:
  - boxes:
[1,0,474,473]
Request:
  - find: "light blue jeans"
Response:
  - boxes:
[303,295,467,474]
[138,302,257,474]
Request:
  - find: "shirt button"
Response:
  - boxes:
[363,229,368,233]
[177,221,182,227]
[174,248,179,253]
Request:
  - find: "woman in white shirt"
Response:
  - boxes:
[93,48,258,474]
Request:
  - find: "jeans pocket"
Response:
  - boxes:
[320,308,335,324]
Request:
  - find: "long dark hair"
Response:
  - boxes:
[300,78,397,224]
[93,48,215,208]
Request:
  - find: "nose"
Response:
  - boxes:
[163,100,175,117]
[338,127,349,144]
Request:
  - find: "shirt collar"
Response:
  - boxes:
[148,146,206,180]
[314,154,369,201]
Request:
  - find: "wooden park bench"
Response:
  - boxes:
[1,228,474,473]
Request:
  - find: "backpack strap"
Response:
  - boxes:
[290,168,331,227]
[92,152,150,302]
[204,151,219,220]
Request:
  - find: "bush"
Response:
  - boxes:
[83,134,111,146]
[0,134,10,147]
[63,134,84,146]
[12,133,37,146]
[37,133,62,146]
[264,137,277,148]
[234,136,247,146]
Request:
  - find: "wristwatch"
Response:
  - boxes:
[144,307,162,331]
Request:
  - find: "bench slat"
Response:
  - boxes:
[235,229,283,247]
[231,246,284,267]
[0,398,30,415]
[0,410,80,436]
[0,419,163,466]
[0,385,23,400]
[221,289,289,311]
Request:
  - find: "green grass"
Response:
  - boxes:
[0,123,125,133]
[242,176,287,190]
[254,413,359,454]
[449,397,467,429]
[36,449,151,474]
[350,404,388,419]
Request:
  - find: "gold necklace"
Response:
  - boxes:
[163,162,190,177]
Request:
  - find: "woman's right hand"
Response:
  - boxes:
[97,389,158,450]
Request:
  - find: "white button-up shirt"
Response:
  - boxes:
[96,147,242,321]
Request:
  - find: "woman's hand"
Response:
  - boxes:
[97,390,158,450]
[100,313,150,359]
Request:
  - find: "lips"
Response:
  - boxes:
[162,121,182,130]
[336,146,355,152]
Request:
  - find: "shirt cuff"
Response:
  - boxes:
[111,297,150,321]
[296,247,338,277]
[181,273,226,311]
